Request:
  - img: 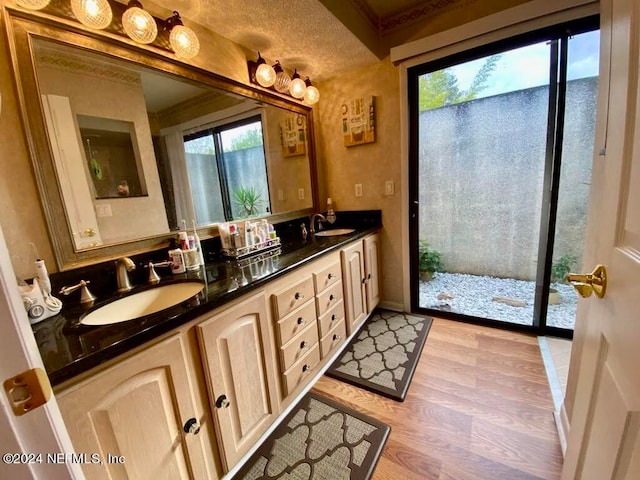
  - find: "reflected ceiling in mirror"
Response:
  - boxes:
[6,10,318,269]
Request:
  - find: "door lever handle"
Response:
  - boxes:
[567,264,607,299]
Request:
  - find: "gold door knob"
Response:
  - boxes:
[567,264,607,299]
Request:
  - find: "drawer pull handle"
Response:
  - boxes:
[300,341,308,350]
[215,395,230,409]
[328,273,334,280]
[297,317,305,325]
[367,273,372,280]
[331,314,337,322]
[183,418,201,435]
[361,278,366,285]
[333,334,341,341]
[294,292,304,300]
[329,294,335,301]
[302,364,309,373]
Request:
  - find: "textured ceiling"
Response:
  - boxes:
[144,0,509,82]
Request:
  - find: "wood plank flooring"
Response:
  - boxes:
[312,317,563,480]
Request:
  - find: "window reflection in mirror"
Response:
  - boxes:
[182,115,271,225]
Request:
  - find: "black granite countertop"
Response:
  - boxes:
[32,211,382,387]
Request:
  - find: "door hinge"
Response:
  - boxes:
[3,368,52,416]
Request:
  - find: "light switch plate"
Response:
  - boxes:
[298,188,305,200]
[385,180,395,196]
[96,204,113,217]
[355,184,363,197]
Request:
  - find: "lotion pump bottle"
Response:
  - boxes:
[326,197,336,224]
[191,220,205,266]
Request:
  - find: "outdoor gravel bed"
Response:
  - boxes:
[419,272,578,329]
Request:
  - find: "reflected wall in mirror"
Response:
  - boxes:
[7,11,318,269]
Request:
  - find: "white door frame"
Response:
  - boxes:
[0,222,82,479]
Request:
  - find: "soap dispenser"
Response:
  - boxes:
[326,197,336,224]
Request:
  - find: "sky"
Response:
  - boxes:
[446,30,600,99]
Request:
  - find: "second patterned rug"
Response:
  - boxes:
[326,309,433,401]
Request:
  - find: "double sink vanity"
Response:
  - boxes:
[34,213,382,478]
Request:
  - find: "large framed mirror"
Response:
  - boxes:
[6,8,319,270]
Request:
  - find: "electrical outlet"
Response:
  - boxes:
[355,184,363,197]
[385,180,395,196]
[298,188,305,200]
[96,204,112,217]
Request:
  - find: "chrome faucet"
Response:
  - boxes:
[116,257,136,293]
[310,213,327,234]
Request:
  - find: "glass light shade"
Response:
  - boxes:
[274,70,290,93]
[256,63,276,87]
[71,0,113,29]
[170,25,200,59]
[289,77,306,99]
[304,85,320,105]
[122,6,157,44]
[16,0,50,10]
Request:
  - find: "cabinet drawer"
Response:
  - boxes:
[272,276,315,319]
[317,299,345,337]
[279,322,319,371]
[315,280,343,317]
[313,260,341,293]
[320,319,346,359]
[276,300,316,346]
[282,344,320,396]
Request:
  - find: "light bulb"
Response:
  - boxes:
[166,12,200,59]
[122,2,157,44]
[289,70,306,99]
[272,61,290,93]
[16,0,50,10]
[71,0,113,29]
[304,79,320,105]
[254,53,276,88]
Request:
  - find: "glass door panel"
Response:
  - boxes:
[416,42,551,326]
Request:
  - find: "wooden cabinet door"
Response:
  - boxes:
[341,241,367,334]
[57,333,220,480]
[363,233,381,312]
[196,292,278,470]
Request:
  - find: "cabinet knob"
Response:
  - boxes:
[302,364,309,373]
[183,418,201,435]
[362,278,367,285]
[331,314,337,322]
[300,341,308,350]
[328,273,334,280]
[294,292,304,300]
[297,317,305,325]
[367,273,371,280]
[333,334,341,341]
[329,294,335,301]
[215,395,230,409]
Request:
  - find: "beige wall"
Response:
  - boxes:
[315,58,403,309]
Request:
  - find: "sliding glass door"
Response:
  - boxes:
[408,19,599,335]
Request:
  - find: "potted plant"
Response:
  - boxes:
[549,254,578,304]
[418,241,443,281]
[233,186,263,218]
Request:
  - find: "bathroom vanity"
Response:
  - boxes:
[35,221,381,478]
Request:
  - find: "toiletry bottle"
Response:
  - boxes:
[35,259,52,297]
[327,197,336,224]
[245,221,254,247]
[169,248,186,274]
[178,220,189,250]
[192,220,205,266]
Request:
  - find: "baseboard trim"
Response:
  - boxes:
[378,301,403,312]
[554,403,570,457]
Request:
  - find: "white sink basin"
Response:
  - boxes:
[314,228,356,237]
[80,282,205,326]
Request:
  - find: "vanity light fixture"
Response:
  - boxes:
[70,0,113,29]
[247,54,320,104]
[165,11,200,59]
[122,0,157,44]
[254,52,276,88]
[303,77,320,105]
[289,69,306,99]
[16,0,50,10]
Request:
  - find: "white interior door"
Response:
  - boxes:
[562,0,640,477]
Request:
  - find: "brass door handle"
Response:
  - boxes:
[567,264,607,299]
